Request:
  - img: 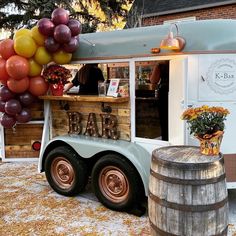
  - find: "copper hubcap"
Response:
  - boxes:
[99,166,129,203]
[51,157,74,189]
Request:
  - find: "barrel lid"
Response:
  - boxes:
[152,146,222,164]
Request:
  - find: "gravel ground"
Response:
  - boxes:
[0,160,235,236]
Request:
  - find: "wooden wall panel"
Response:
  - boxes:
[50,100,131,141]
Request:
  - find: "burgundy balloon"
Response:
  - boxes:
[18,91,35,107]
[54,24,71,44]
[51,8,69,25]
[0,100,6,112]
[67,19,82,36]
[0,86,15,102]
[45,37,60,53]
[5,99,22,116]
[16,108,31,123]
[37,18,55,36]
[62,36,79,53]
[0,113,16,128]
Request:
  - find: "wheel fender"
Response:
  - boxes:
[38,135,151,195]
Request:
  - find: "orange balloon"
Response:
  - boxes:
[0,39,16,60]
[6,55,30,80]
[7,77,30,93]
[28,76,49,96]
[0,58,9,81]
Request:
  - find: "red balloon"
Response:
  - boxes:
[0,39,16,60]
[5,99,22,115]
[45,37,60,53]
[62,36,79,53]
[0,58,9,81]
[0,80,7,86]
[51,8,69,25]
[37,18,55,36]
[0,113,16,128]
[0,100,6,112]
[18,91,36,106]
[54,24,71,44]
[28,76,49,96]
[16,108,31,123]
[6,55,29,80]
[0,86,15,101]
[7,77,30,93]
[67,19,82,36]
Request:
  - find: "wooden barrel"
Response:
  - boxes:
[148,146,228,236]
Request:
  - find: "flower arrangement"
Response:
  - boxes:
[42,64,71,85]
[181,105,230,155]
[181,105,230,138]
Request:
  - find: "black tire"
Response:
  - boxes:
[91,154,144,212]
[44,146,88,196]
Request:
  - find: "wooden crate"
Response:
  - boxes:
[3,100,44,159]
[4,124,43,158]
[30,101,44,120]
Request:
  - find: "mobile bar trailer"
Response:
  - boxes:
[2,19,236,214]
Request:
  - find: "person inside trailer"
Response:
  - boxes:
[150,62,169,141]
[64,63,105,95]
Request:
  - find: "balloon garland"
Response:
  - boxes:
[0,8,81,128]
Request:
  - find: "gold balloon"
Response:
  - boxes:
[28,58,43,77]
[31,26,45,46]
[53,50,72,64]
[13,28,32,40]
[34,46,52,65]
[14,35,37,58]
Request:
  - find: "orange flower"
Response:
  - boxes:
[181,105,230,137]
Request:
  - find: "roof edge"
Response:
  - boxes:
[142,0,236,19]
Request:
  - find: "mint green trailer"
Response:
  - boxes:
[38,20,236,215]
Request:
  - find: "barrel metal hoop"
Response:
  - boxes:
[151,156,224,170]
[149,220,228,236]
[149,220,178,236]
[150,170,226,185]
[149,191,228,212]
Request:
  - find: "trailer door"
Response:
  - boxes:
[168,58,187,145]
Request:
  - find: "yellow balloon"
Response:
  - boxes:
[14,28,31,40]
[34,46,52,65]
[14,35,37,58]
[31,26,45,46]
[53,50,72,64]
[28,58,43,77]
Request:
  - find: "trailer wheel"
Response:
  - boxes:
[91,154,144,211]
[44,146,88,196]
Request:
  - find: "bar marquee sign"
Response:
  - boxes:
[67,112,119,140]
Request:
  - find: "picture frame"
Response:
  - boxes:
[107,79,120,97]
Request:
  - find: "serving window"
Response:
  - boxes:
[134,60,169,141]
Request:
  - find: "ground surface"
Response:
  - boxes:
[0,161,235,236]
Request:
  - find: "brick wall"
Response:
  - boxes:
[142,4,236,26]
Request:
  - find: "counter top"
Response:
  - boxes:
[38,95,130,103]
[136,97,158,101]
